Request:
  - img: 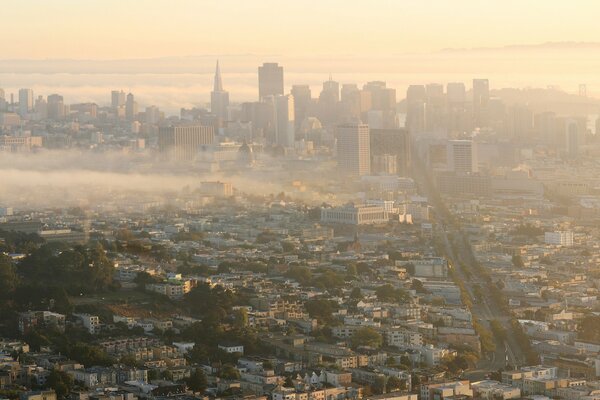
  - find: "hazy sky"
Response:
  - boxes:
[5,0,600,59]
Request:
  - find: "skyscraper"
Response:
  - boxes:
[318,76,340,124]
[425,83,445,133]
[565,119,579,158]
[473,79,490,128]
[210,60,230,121]
[275,94,295,147]
[18,88,34,117]
[290,85,312,127]
[258,63,284,100]
[111,90,126,109]
[370,128,411,176]
[47,94,65,120]
[337,123,371,177]
[125,93,138,121]
[322,76,340,102]
[447,82,466,104]
[406,85,426,134]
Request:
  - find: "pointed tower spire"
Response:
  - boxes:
[214,60,223,92]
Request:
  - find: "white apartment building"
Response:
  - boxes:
[73,314,101,334]
[544,231,574,246]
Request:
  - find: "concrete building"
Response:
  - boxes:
[473,79,490,128]
[111,90,126,109]
[544,231,574,247]
[337,123,371,177]
[125,93,138,121]
[447,140,477,173]
[158,124,214,161]
[47,94,65,120]
[321,204,388,225]
[472,380,521,400]
[73,313,101,334]
[420,380,472,400]
[200,181,233,197]
[370,128,411,176]
[275,94,295,147]
[18,88,34,117]
[258,63,284,100]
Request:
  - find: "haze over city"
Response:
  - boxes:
[1,3,600,400]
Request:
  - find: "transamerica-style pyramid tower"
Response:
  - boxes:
[211,60,229,121]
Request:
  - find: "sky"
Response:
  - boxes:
[4,0,600,59]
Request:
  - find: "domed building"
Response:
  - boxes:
[299,117,323,138]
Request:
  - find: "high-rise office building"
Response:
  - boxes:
[370,128,411,176]
[290,85,312,127]
[158,124,215,161]
[125,93,138,121]
[447,82,466,104]
[241,101,275,141]
[425,83,445,133]
[47,94,65,120]
[322,77,340,102]
[473,79,490,128]
[447,139,477,173]
[258,63,284,100]
[406,85,426,134]
[340,85,372,122]
[145,105,162,124]
[337,123,371,177]
[275,94,295,147]
[363,81,396,129]
[318,77,340,124]
[446,82,470,135]
[111,90,126,109]
[210,60,230,121]
[565,119,579,158]
[18,88,34,117]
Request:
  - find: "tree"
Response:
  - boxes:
[285,267,312,286]
[490,319,507,341]
[185,368,208,393]
[313,270,344,290]
[281,241,296,252]
[46,370,73,399]
[511,255,525,268]
[386,376,406,392]
[375,284,408,303]
[350,287,362,300]
[232,308,249,330]
[120,354,140,367]
[346,264,358,276]
[0,255,18,296]
[410,279,428,294]
[134,271,162,290]
[184,284,237,321]
[304,299,338,324]
[219,364,240,380]
[351,327,383,348]
[371,376,386,395]
[580,315,600,342]
[411,374,420,388]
